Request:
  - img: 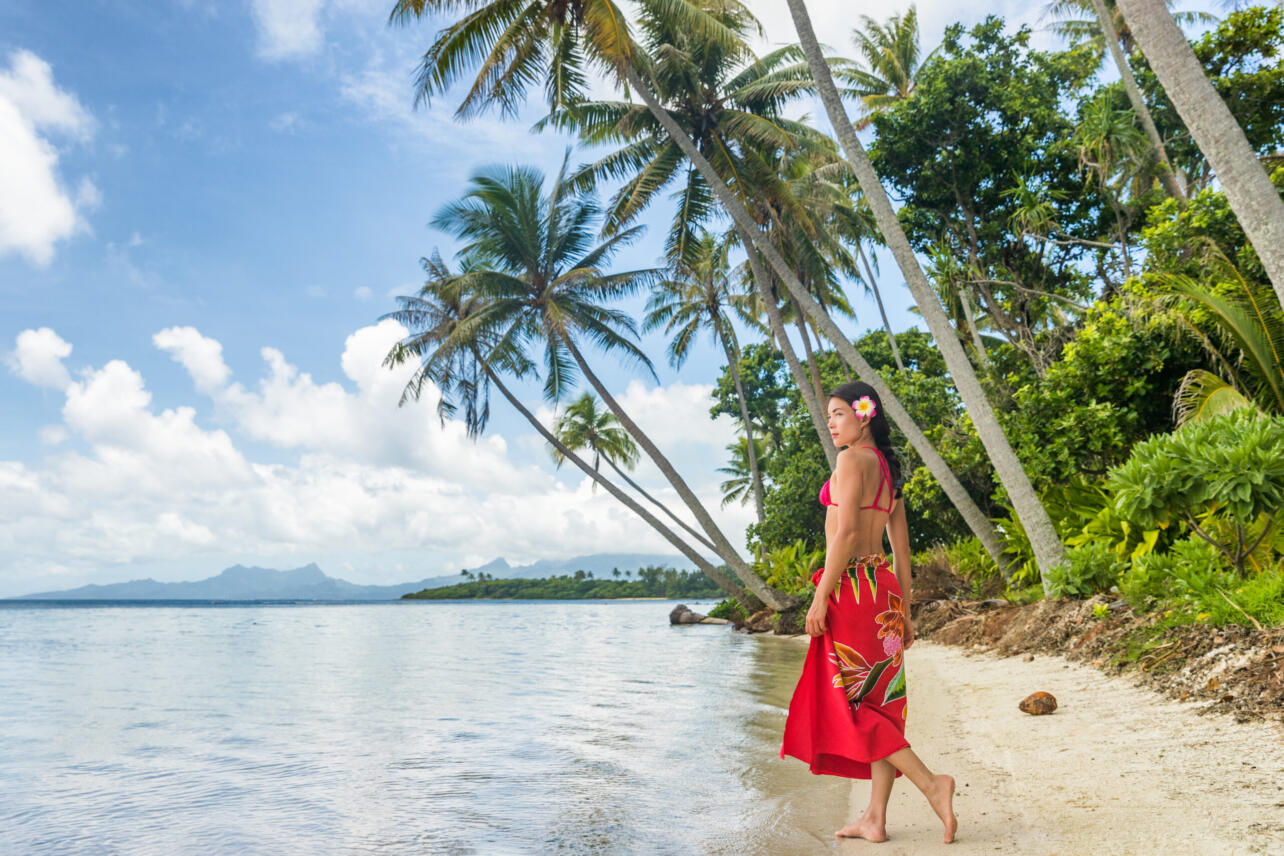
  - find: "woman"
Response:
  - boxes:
[780,382,957,844]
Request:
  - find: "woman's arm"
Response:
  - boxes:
[806,451,863,636]
[886,500,914,647]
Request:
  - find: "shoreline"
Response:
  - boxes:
[753,635,1284,853]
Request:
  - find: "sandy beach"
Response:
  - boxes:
[752,638,1284,856]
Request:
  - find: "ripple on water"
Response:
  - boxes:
[0,601,817,855]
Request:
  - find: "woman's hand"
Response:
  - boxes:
[805,599,828,637]
[903,614,915,650]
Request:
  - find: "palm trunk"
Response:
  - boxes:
[737,224,836,467]
[601,453,719,554]
[793,298,827,406]
[719,330,766,524]
[560,334,797,611]
[622,62,1008,572]
[1089,0,1185,201]
[956,283,989,367]
[1115,0,1284,312]
[780,3,1065,587]
[857,243,904,371]
[485,366,762,610]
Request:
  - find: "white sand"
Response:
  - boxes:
[828,640,1284,855]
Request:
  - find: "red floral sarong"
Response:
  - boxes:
[779,553,909,779]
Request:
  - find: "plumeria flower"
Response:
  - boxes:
[852,396,877,419]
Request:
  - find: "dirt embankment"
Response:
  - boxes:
[910,594,1284,725]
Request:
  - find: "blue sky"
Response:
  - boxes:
[0,0,1221,595]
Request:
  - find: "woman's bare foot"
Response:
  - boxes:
[835,815,887,842]
[926,774,957,843]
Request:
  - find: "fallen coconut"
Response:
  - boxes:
[1019,691,1058,715]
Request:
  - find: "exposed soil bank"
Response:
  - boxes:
[910,594,1284,725]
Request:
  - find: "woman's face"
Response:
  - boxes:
[827,396,868,448]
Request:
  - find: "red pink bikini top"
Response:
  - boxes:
[818,446,894,512]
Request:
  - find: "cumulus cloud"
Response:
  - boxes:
[0,50,97,266]
[6,327,73,389]
[3,324,748,595]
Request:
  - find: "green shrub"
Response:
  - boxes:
[707,598,747,622]
[1109,410,1284,575]
[945,536,1000,582]
[1046,542,1127,599]
[759,540,827,596]
[1118,537,1284,628]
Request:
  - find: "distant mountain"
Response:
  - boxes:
[10,553,694,601]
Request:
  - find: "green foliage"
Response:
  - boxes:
[1108,410,1284,572]
[707,598,747,622]
[1045,542,1126,599]
[1044,477,1166,563]
[1091,603,1110,621]
[710,343,793,452]
[1007,293,1205,489]
[1137,7,1284,191]
[869,16,1102,369]
[402,566,723,600]
[757,540,826,597]
[1116,535,1284,627]
[944,536,999,583]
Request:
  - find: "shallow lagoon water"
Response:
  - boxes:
[0,600,844,854]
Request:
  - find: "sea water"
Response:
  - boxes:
[0,600,843,855]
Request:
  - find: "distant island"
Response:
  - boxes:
[402,566,722,600]
[9,553,695,601]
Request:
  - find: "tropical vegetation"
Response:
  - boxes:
[379,0,1284,631]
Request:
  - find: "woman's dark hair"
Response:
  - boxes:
[828,381,903,498]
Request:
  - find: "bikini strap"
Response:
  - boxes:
[858,445,893,511]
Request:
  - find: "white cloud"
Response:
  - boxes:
[306,284,327,299]
[153,326,232,393]
[0,51,97,266]
[353,285,373,300]
[0,320,749,595]
[3,324,749,595]
[6,327,73,389]
[0,50,94,140]
[249,0,327,60]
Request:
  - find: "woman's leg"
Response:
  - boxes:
[883,747,957,843]
[836,759,895,840]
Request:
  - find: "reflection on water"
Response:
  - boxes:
[0,601,846,854]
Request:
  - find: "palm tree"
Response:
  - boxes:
[836,6,937,129]
[644,231,767,523]
[717,436,770,509]
[426,157,796,610]
[1045,0,1193,200]
[1146,252,1284,424]
[552,392,719,551]
[785,0,1066,587]
[381,247,763,609]
[1113,0,1284,312]
[390,0,1010,571]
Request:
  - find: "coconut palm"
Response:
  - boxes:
[1046,0,1197,200]
[426,157,796,610]
[1045,0,1213,55]
[1113,0,1284,312]
[552,392,719,551]
[644,231,767,523]
[391,0,1011,572]
[717,436,771,509]
[836,6,937,130]
[381,241,762,609]
[786,0,1066,586]
[1147,252,1284,424]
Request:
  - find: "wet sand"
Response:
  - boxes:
[748,638,1284,855]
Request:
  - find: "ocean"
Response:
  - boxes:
[0,600,847,855]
